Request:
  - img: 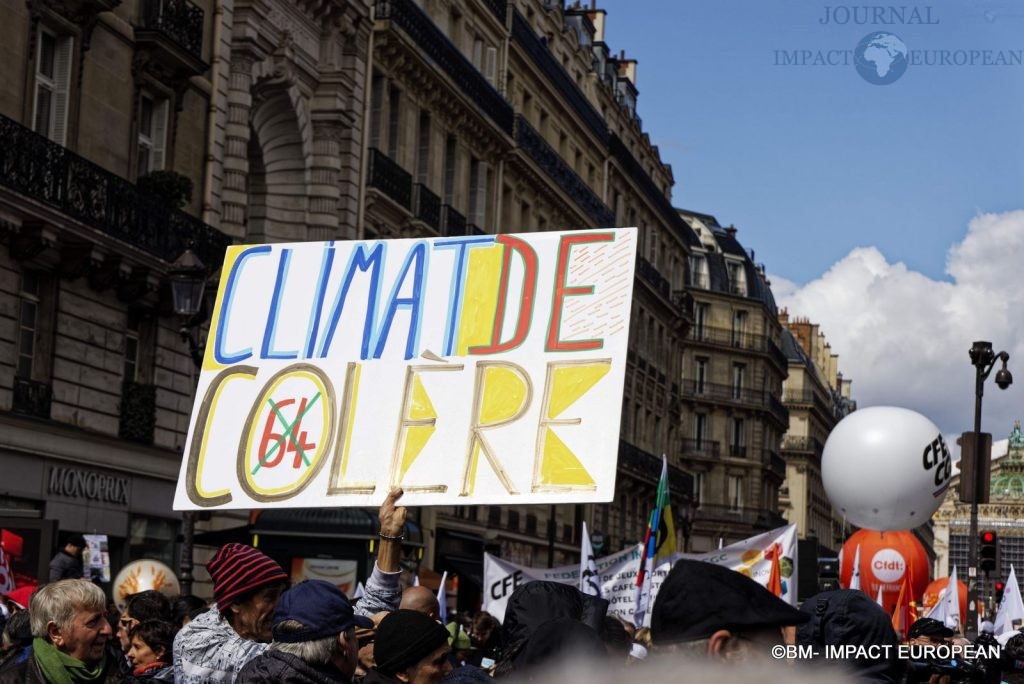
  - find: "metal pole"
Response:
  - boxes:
[179,510,195,596]
[966,364,985,639]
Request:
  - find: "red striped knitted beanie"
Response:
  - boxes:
[207,543,288,611]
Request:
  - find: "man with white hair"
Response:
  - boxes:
[0,579,119,684]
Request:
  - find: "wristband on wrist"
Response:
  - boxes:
[378,532,404,542]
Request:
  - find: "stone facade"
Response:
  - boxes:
[776,311,855,553]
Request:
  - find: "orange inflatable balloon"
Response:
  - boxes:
[922,576,968,620]
[839,529,930,613]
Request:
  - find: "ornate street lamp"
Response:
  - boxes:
[168,245,209,596]
[169,246,209,368]
[966,341,1012,638]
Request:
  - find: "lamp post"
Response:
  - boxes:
[966,341,1012,638]
[679,498,697,552]
[168,245,209,596]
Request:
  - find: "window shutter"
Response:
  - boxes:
[51,36,72,146]
[150,100,168,171]
[484,46,497,85]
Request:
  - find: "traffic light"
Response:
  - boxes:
[995,581,1006,605]
[981,531,999,574]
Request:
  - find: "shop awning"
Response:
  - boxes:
[250,508,424,546]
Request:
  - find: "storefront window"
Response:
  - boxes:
[129,516,177,567]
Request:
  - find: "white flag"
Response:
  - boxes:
[925,567,960,630]
[0,546,14,595]
[353,581,365,600]
[876,585,884,607]
[579,521,600,597]
[995,565,1024,635]
[850,545,861,591]
[412,574,420,587]
[437,571,448,624]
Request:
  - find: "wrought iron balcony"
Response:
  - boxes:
[767,393,789,428]
[695,504,788,530]
[367,147,411,210]
[119,381,157,444]
[680,379,767,408]
[375,0,513,134]
[411,183,440,231]
[783,388,835,419]
[0,113,230,269]
[729,444,748,458]
[671,289,694,321]
[679,438,720,460]
[618,439,692,495]
[440,204,466,236]
[139,0,205,60]
[511,11,607,143]
[634,254,670,298]
[766,337,787,370]
[13,377,52,419]
[689,324,767,353]
[781,435,826,454]
[482,0,507,22]
[765,450,787,480]
[513,116,614,227]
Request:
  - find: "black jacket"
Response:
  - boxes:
[355,671,399,684]
[48,550,83,582]
[236,651,350,684]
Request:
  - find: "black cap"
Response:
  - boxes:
[651,559,809,644]
[374,609,450,676]
[66,534,87,548]
[907,617,955,640]
[271,580,372,643]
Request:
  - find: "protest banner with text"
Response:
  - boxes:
[173,229,637,510]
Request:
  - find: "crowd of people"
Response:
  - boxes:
[3,490,1024,684]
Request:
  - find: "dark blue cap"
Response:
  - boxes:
[272,580,373,643]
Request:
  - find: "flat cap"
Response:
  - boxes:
[651,559,808,644]
[908,617,954,640]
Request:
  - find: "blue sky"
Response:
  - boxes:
[597,0,1024,285]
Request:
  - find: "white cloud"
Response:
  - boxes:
[778,210,1024,440]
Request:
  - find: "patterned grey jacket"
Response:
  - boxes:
[173,564,400,684]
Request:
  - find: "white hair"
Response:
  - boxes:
[270,620,338,665]
[30,580,106,638]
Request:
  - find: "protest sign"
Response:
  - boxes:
[483,524,798,622]
[173,229,637,510]
[83,534,110,583]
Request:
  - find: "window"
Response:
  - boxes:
[472,37,483,69]
[695,357,708,394]
[729,475,744,511]
[16,273,41,379]
[732,363,745,399]
[488,506,501,526]
[415,111,430,184]
[137,94,169,176]
[124,315,140,383]
[443,135,457,204]
[562,523,573,543]
[468,158,489,227]
[693,413,707,446]
[507,510,520,531]
[386,85,401,158]
[731,417,746,456]
[728,261,747,295]
[732,310,748,346]
[694,303,709,340]
[519,201,531,231]
[694,472,705,506]
[369,75,385,149]
[33,29,72,145]
[525,514,538,536]
[688,254,709,289]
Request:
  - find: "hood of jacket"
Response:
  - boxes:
[173,607,270,684]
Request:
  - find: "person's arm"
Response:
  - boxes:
[354,488,407,617]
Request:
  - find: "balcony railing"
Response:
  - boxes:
[671,289,694,321]
[376,0,513,134]
[765,337,788,370]
[634,254,670,298]
[781,435,825,454]
[412,183,440,231]
[729,444,748,458]
[679,438,720,460]
[440,204,466,236]
[366,147,411,210]
[783,388,835,419]
[696,504,788,530]
[618,439,692,495]
[680,379,767,408]
[140,0,205,60]
[765,450,787,480]
[511,11,607,143]
[513,116,614,226]
[767,393,789,427]
[13,377,52,419]
[119,381,156,444]
[0,114,230,269]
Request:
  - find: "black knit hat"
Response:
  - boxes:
[374,609,450,675]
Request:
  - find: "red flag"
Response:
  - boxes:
[767,543,783,598]
[892,573,912,638]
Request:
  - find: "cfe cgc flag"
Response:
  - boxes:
[174,229,637,510]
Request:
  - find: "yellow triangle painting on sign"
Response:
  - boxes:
[538,362,610,487]
[401,375,437,478]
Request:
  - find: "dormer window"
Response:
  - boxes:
[727,260,747,296]
[688,254,709,289]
